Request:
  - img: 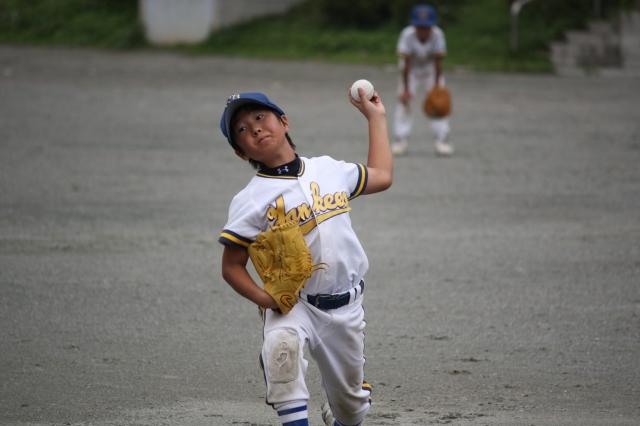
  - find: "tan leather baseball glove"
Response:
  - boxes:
[248,220,317,314]
[423,86,452,118]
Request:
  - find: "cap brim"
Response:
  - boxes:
[412,19,435,27]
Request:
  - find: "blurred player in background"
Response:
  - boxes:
[391,4,453,157]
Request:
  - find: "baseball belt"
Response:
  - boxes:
[305,281,365,310]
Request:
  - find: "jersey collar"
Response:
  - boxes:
[256,155,304,179]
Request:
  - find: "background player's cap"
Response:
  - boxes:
[410,4,437,27]
[220,92,286,146]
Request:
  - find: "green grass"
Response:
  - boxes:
[0,0,610,73]
[187,16,399,66]
[0,0,143,49]
[185,0,552,72]
[444,0,553,72]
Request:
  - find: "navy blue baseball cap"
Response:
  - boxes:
[410,4,437,27]
[220,92,286,146]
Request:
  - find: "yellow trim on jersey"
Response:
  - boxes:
[219,231,251,248]
[255,173,297,179]
[220,207,350,248]
[299,208,351,235]
[349,163,367,199]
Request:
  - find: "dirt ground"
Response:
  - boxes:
[0,46,639,425]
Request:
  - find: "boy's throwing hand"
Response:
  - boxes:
[348,85,393,195]
[349,87,386,120]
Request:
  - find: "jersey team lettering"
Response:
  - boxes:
[267,182,351,231]
[218,157,368,253]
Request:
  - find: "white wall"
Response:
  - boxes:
[140,0,304,45]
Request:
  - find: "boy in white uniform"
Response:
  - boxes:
[391,3,453,156]
[218,89,392,425]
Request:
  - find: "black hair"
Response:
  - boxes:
[229,104,296,170]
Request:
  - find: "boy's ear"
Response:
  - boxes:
[279,114,289,131]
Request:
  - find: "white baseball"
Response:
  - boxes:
[350,79,374,101]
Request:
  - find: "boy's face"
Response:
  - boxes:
[231,108,292,166]
[415,26,432,42]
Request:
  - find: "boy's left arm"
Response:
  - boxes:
[221,244,279,310]
[349,88,393,194]
[434,55,444,86]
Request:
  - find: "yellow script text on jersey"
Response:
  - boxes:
[266,182,351,231]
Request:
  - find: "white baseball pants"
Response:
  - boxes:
[393,71,450,143]
[261,293,370,425]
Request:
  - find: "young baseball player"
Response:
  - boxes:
[218,89,392,426]
[391,3,453,156]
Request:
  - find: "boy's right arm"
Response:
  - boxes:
[221,245,278,310]
[350,90,393,194]
[399,54,412,105]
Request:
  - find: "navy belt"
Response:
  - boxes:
[306,281,364,310]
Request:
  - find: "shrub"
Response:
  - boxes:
[310,0,467,29]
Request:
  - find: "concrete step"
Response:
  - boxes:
[620,26,640,67]
[554,66,588,77]
[550,43,578,67]
[588,21,618,40]
[620,11,640,27]
[623,57,640,69]
[565,30,601,46]
[623,51,640,60]
[551,12,637,74]
[599,67,640,77]
[620,11,640,36]
[623,44,640,56]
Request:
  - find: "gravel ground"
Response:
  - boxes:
[0,46,639,425]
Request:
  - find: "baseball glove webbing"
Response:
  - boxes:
[249,220,325,314]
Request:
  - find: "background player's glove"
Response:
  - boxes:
[248,220,316,314]
[423,86,452,118]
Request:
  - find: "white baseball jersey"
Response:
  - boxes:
[219,155,369,295]
[397,25,447,75]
